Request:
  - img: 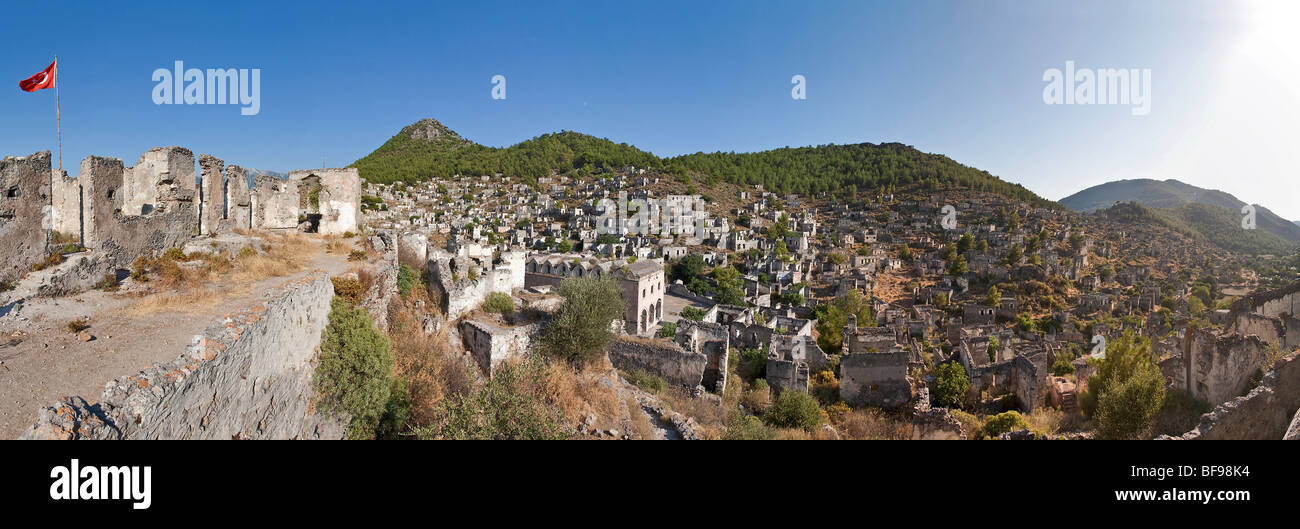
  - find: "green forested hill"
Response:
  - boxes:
[1100,201,1297,255]
[351,119,659,186]
[664,142,1055,207]
[351,119,1056,207]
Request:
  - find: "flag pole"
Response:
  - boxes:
[55,55,61,172]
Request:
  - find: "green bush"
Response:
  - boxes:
[764,390,824,432]
[735,347,767,380]
[657,322,677,338]
[723,409,776,440]
[539,276,624,366]
[623,370,667,393]
[313,298,406,439]
[396,264,421,297]
[933,362,969,409]
[1080,330,1167,439]
[483,291,514,315]
[680,306,708,321]
[414,357,569,440]
[981,411,1029,438]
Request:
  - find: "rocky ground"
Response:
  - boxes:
[0,236,355,439]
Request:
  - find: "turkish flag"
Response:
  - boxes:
[19,59,56,92]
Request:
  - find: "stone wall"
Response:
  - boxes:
[398,230,429,269]
[223,164,252,232]
[427,249,524,320]
[287,168,360,235]
[608,338,707,389]
[1161,350,1300,440]
[840,348,912,408]
[81,153,196,272]
[910,387,965,440]
[20,274,348,439]
[251,174,299,230]
[198,154,225,236]
[460,318,540,376]
[1180,328,1272,407]
[0,151,51,283]
[674,319,728,393]
[50,168,80,241]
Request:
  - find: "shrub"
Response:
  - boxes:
[981,411,1029,438]
[623,370,667,393]
[933,362,969,409]
[342,231,356,238]
[31,252,63,271]
[810,369,840,405]
[483,291,514,315]
[348,249,368,262]
[680,306,708,322]
[331,276,365,305]
[656,322,677,338]
[313,298,403,439]
[723,409,776,440]
[94,273,119,291]
[237,246,258,259]
[396,264,420,297]
[735,347,767,380]
[66,318,90,333]
[413,357,569,440]
[1081,330,1166,439]
[764,390,824,432]
[162,247,188,262]
[539,276,624,366]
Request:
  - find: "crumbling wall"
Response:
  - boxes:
[840,349,912,408]
[287,168,360,235]
[1010,352,1050,411]
[223,164,252,231]
[426,249,524,320]
[911,387,965,440]
[0,151,51,283]
[251,174,299,230]
[398,230,429,269]
[20,274,348,440]
[1182,328,1272,407]
[50,169,81,242]
[1162,350,1300,440]
[608,338,707,389]
[674,319,728,393]
[198,154,225,235]
[460,319,539,376]
[81,152,196,272]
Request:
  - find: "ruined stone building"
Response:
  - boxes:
[0,147,360,295]
[524,253,665,336]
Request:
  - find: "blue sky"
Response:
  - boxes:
[3,1,1297,217]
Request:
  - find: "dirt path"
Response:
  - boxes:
[0,236,357,439]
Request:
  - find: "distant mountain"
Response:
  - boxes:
[351,118,1056,207]
[244,168,287,189]
[1063,179,1300,254]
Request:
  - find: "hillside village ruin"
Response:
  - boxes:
[4,122,1300,440]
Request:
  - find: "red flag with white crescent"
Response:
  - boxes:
[19,59,56,92]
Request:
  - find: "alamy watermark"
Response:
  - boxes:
[151,60,260,115]
[1043,61,1150,116]
[592,192,712,238]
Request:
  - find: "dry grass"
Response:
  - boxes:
[627,398,655,440]
[389,308,475,427]
[659,387,729,440]
[837,408,911,440]
[1024,407,1064,436]
[542,359,620,428]
[127,233,320,315]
